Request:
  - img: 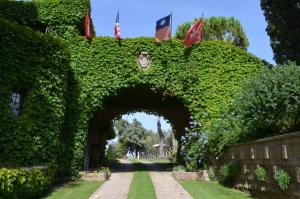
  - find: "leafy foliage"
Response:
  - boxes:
[208,63,300,156]
[175,16,249,50]
[261,0,300,65]
[116,119,147,156]
[0,17,70,179]
[255,166,267,182]
[218,163,241,186]
[0,0,266,185]
[0,167,53,199]
[180,118,208,171]
[274,169,291,191]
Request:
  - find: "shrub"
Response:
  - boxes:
[208,167,216,181]
[218,163,241,186]
[172,165,186,172]
[255,166,267,182]
[235,64,300,141]
[274,169,291,191]
[0,167,52,199]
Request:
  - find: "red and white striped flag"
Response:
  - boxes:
[85,11,92,40]
[114,12,121,40]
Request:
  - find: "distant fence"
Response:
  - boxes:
[140,147,176,159]
[223,131,300,199]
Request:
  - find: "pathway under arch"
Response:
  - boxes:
[86,85,190,169]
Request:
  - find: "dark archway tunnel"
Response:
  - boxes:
[86,85,191,169]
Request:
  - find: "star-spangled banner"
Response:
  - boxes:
[114,11,121,40]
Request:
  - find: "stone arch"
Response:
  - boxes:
[86,84,190,168]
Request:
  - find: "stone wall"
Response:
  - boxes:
[224,132,300,199]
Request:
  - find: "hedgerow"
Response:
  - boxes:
[0,0,267,181]
[0,167,53,199]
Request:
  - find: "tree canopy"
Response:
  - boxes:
[114,119,147,156]
[175,16,249,50]
[261,0,300,65]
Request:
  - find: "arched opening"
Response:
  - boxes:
[85,85,191,169]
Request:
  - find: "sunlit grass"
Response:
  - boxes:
[180,181,254,199]
[128,159,156,199]
[41,181,103,199]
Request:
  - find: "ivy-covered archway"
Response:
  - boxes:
[0,0,268,179]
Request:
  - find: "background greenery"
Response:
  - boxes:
[175,16,249,50]
[260,0,300,65]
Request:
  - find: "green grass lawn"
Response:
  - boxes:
[41,181,103,199]
[128,159,156,199]
[180,181,254,199]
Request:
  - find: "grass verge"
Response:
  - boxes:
[41,181,103,199]
[128,159,156,199]
[180,181,254,199]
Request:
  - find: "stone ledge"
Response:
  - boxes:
[79,171,110,181]
[172,170,210,181]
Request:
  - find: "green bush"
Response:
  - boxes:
[208,63,300,156]
[208,167,216,181]
[255,166,267,182]
[0,167,52,199]
[172,165,186,172]
[235,64,300,141]
[274,169,291,191]
[218,163,241,186]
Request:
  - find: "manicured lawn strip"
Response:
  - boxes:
[180,181,254,199]
[128,159,156,199]
[42,181,103,199]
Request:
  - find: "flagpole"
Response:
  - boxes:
[170,11,173,45]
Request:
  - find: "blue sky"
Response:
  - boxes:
[91,0,275,131]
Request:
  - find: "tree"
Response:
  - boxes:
[115,119,147,157]
[175,16,249,50]
[157,116,165,156]
[261,0,300,65]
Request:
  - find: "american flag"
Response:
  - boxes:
[114,12,121,40]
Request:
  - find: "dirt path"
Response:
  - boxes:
[89,159,133,199]
[139,160,193,199]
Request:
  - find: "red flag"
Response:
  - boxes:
[114,12,121,40]
[85,11,92,40]
[185,19,204,48]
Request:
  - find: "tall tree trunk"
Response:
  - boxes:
[171,132,178,153]
[157,116,164,156]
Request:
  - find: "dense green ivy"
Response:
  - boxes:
[0,0,267,180]
[0,17,70,176]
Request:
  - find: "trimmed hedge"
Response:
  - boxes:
[0,167,53,199]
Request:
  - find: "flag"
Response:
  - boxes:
[85,11,92,40]
[114,12,121,40]
[155,14,172,42]
[184,18,204,48]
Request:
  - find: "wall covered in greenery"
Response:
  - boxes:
[0,17,70,178]
[0,0,267,179]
